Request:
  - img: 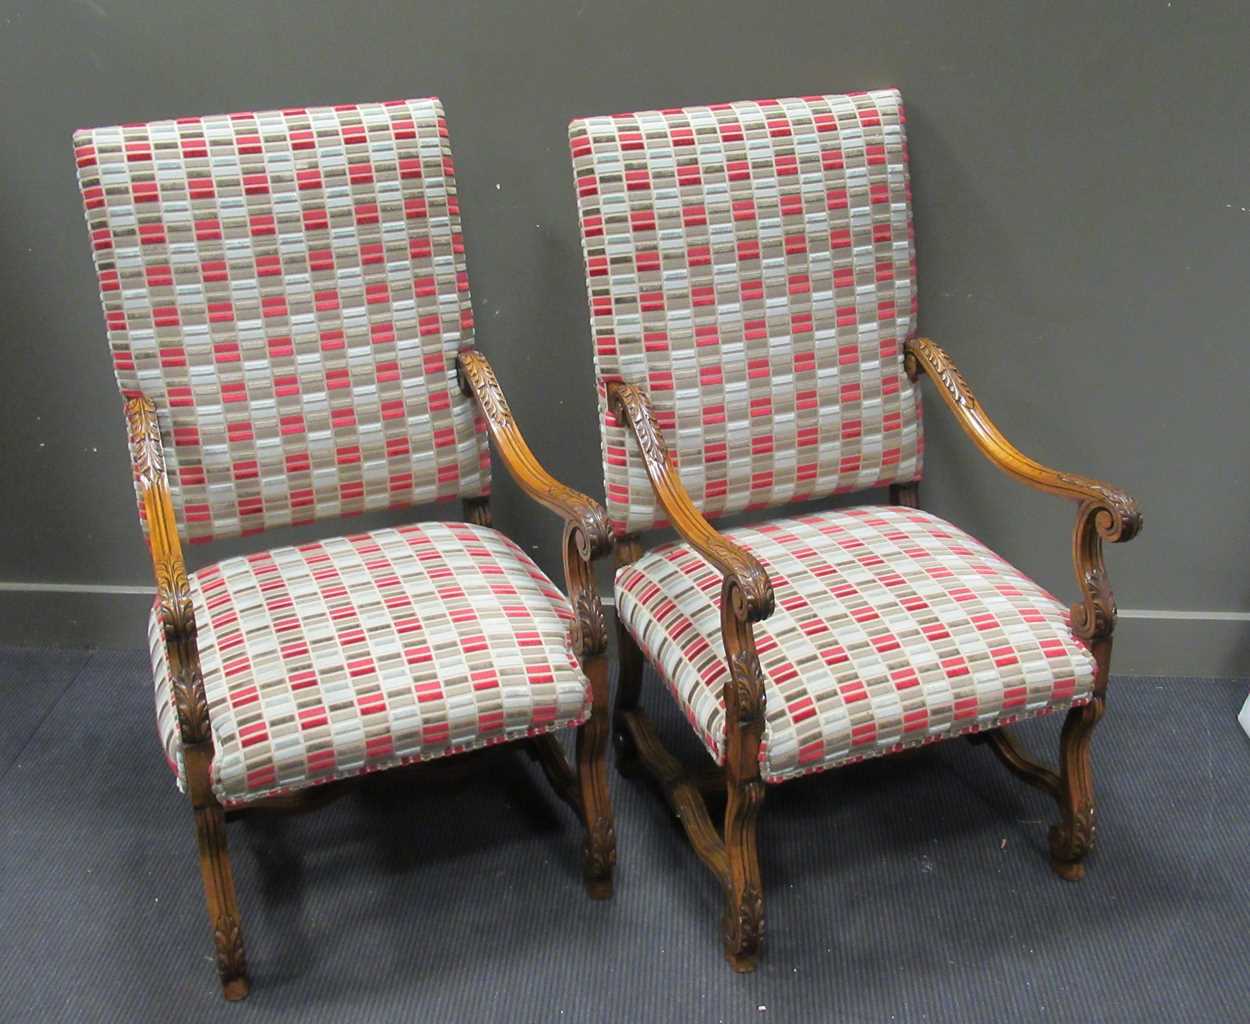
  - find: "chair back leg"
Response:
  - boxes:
[462,495,492,527]
[611,538,646,776]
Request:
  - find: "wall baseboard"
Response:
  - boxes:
[1110,614,1249,677]
[1,585,1246,678]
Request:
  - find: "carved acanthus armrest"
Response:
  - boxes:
[456,350,612,657]
[605,382,775,626]
[904,336,1142,643]
[125,396,210,747]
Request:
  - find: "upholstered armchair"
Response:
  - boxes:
[568,89,1140,970]
[74,97,614,1000]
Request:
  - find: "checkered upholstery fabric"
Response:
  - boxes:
[149,522,590,804]
[615,507,1096,783]
[75,98,489,543]
[570,90,922,535]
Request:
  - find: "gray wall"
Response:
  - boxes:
[2,0,1247,674]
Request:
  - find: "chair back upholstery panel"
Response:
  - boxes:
[75,97,489,543]
[569,89,923,535]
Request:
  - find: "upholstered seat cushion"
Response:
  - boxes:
[615,506,1097,783]
[150,522,590,804]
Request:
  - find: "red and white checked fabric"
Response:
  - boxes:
[570,90,922,535]
[75,98,489,543]
[149,522,590,804]
[615,507,1096,783]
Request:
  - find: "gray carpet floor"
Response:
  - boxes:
[1,644,1248,1023]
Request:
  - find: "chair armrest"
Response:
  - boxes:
[125,396,210,745]
[457,349,612,564]
[905,337,1142,540]
[904,336,1143,642]
[605,382,775,624]
[608,380,771,811]
[456,350,613,658]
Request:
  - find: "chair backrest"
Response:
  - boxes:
[569,89,923,536]
[75,97,489,543]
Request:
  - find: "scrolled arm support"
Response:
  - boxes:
[125,396,211,746]
[904,336,1142,643]
[605,381,774,625]
[564,520,609,659]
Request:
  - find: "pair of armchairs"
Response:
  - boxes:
[74,91,1139,998]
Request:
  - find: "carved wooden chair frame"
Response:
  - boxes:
[128,348,616,999]
[606,336,1141,971]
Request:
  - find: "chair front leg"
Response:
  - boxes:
[722,769,765,972]
[1046,497,1133,880]
[577,652,616,899]
[565,522,616,899]
[720,583,767,972]
[185,743,249,1000]
[1049,637,1110,880]
[130,395,250,997]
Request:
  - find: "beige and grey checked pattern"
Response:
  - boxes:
[149,522,590,804]
[570,90,923,535]
[615,506,1096,783]
[76,98,489,543]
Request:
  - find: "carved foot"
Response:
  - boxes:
[192,793,250,1001]
[1048,700,1101,882]
[213,914,250,1000]
[722,885,764,973]
[722,773,765,973]
[1048,805,1095,882]
[576,662,615,901]
[1049,856,1085,883]
[582,815,617,900]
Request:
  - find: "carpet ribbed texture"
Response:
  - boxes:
[1,645,1247,1023]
